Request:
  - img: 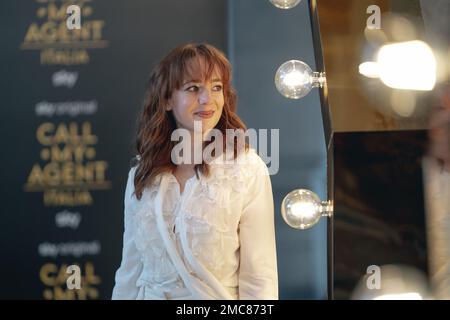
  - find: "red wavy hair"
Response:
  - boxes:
[133,43,248,200]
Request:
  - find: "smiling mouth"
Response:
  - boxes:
[194,111,215,119]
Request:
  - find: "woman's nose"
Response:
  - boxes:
[199,88,212,105]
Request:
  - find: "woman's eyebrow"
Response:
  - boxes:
[182,78,223,85]
[183,79,200,85]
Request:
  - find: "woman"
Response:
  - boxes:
[112,43,278,300]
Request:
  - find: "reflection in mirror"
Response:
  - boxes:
[310,0,450,299]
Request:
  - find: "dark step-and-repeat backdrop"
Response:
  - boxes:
[0,0,226,299]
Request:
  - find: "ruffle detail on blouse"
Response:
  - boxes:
[192,150,258,211]
[128,149,264,285]
[180,153,260,275]
[131,175,182,286]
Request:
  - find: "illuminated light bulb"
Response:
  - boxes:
[374,293,423,300]
[359,62,380,78]
[351,264,433,300]
[275,60,326,99]
[281,189,332,230]
[377,40,436,91]
[269,0,302,9]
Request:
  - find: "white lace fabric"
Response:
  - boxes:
[112,149,278,300]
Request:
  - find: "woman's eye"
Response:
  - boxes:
[212,85,223,91]
[186,85,199,92]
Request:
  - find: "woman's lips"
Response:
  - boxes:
[194,111,215,119]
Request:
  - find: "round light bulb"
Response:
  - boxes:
[281,189,332,230]
[351,265,432,300]
[269,0,302,9]
[275,60,325,99]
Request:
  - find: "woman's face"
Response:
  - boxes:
[166,58,224,133]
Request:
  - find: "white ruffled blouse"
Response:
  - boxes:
[111,149,278,300]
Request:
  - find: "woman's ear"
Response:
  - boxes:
[165,101,172,111]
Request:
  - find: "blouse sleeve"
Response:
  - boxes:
[111,167,143,299]
[238,155,279,300]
